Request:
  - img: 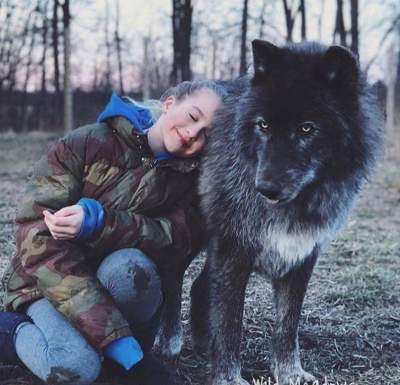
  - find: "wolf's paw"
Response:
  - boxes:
[274,367,316,385]
[154,323,183,357]
[210,377,250,385]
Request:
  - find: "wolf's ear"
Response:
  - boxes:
[318,45,359,90]
[252,39,281,77]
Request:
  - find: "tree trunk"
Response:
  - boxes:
[334,0,346,46]
[385,44,398,137]
[4,4,33,131]
[115,0,124,94]
[239,0,249,76]
[171,0,192,84]
[52,0,61,103]
[394,49,400,128]
[300,0,306,41]
[142,36,150,100]
[38,0,49,131]
[0,3,12,119]
[21,9,39,132]
[282,0,295,42]
[317,0,325,40]
[211,38,217,79]
[350,0,359,57]
[62,0,73,133]
[104,0,112,92]
[259,0,267,39]
[92,59,98,91]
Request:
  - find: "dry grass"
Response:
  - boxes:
[0,130,399,385]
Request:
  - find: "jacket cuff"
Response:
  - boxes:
[76,198,105,240]
[104,336,143,370]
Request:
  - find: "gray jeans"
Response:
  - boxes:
[14,248,163,385]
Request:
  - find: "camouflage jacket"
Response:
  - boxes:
[1,116,204,351]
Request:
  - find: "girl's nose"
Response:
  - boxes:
[186,124,202,139]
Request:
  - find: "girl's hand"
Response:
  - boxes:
[43,205,84,240]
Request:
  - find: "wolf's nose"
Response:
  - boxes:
[255,181,282,201]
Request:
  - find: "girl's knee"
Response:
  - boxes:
[97,248,161,296]
[97,248,159,280]
[96,248,163,323]
[45,348,101,385]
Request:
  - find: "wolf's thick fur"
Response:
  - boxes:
[190,40,384,385]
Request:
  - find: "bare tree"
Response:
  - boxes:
[240,0,249,76]
[211,38,217,79]
[395,43,400,128]
[152,55,171,97]
[350,0,359,56]
[283,0,296,42]
[300,0,306,41]
[39,1,50,96]
[142,36,150,100]
[37,0,50,130]
[365,15,400,74]
[115,0,124,94]
[333,0,347,46]
[61,0,72,132]
[259,0,267,39]
[104,0,112,92]
[0,2,13,97]
[283,0,306,42]
[2,9,32,92]
[20,5,40,132]
[52,0,60,100]
[92,57,99,91]
[386,43,398,141]
[0,1,37,131]
[171,0,193,83]
[317,0,325,40]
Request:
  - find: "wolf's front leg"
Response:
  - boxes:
[155,268,186,357]
[271,252,318,385]
[155,248,198,357]
[190,257,211,355]
[206,238,253,385]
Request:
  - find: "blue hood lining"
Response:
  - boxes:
[97,93,171,161]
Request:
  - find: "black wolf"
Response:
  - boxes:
[190,40,384,385]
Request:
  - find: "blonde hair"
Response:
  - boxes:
[159,80,227,102]
[123,80,227,121]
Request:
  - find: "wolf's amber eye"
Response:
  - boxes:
[300,122,314,133]
[257,119,269,132]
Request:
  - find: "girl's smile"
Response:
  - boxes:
[147,89,221,158]
[175,128,190,147]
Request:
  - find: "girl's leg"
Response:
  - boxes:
[97,248,179,384]
[15,298,102,385]
[96,248,163,352]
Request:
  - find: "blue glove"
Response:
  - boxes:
[76,198,105,240]
[104,336,144,370]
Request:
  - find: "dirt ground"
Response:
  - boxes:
[0,129,399,385]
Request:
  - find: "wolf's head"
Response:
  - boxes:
[236,39,381,205]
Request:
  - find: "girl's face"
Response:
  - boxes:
[158,89,221,157]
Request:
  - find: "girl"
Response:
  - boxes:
[0,80,225,385]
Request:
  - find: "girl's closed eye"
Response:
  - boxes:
[189,112,198,122]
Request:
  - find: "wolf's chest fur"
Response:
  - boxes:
[217,178,331,278]
[252,222,326,277]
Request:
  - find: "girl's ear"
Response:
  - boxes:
[161,95,176,113]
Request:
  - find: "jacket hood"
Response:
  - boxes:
[97,93,170,161]
[97,92,157,134]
